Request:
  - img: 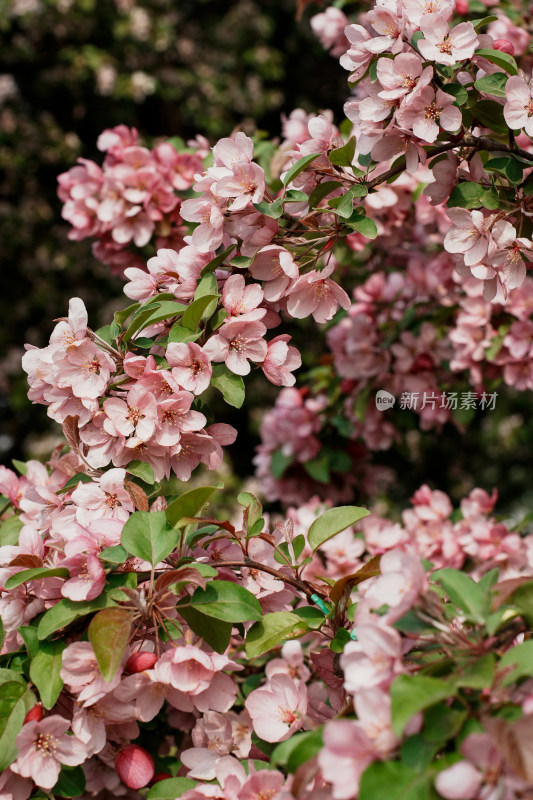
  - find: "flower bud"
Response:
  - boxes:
[115,745,155,789]
[493,39,515,55]
[23,703,43,724]
[454,0,469,14]
[125,651,158,673]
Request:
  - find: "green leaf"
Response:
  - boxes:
[272,730,316,767]
[287,728,323,773]
[330,185,368,219]
[454,653,495,689]
[447,181,484,209]
[472,15,498,29]
[29,640,66,708]
[401,734,440,772]
[360,761,433,800]
[508,581,533,625]
[253,199,284,218]
[37,593,121,640]
[308,180,342,209]
[307,505,370,553]
[245,611,304,658]
[114,302,141,327]
[499,640,533,685]
[57,472,93,493]
[5,566,69,590]
[329,136,356,167]
[181,294,219,331]
[165,485,221,528]
[390,674,455,737]
[121,510,178,566]
[472,99,508,133]
[168,324,202,344]
[126,460,155,484]
[423,703,467,744]
[53,765,86,798]
[442,84,468,105]
[283,153,321,186]
[432,568,487,623]
[270,448,294,479]
[303,455,330,483]
[0,515,23,546]
[474,72,508,98]
[229,255,254,269]
[11,459,28,475]
[88,608,132,682]
[180,580,262,622]
[147,778,198,799]
[475,47,517,75]
[123,301,187,343]
[0,681,34,771]
[479,185,499,210]
[176,605,232,653]
[291,605,325,629]
[99,544,129,564]
[210,363,245,408]
[484,156,523,184]
[348,214,378,239]
[284,189,309,202]
[201,244,236,274]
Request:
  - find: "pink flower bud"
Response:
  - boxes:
[23,703,43,724]
[493,38,515,54]
[126,652,158,673]
[115,745,155,789]
[454,0,469,14]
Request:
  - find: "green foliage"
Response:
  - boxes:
[121,510,179,567]
[307,506,370,553]
[390,675,455,737]
[245,611,304,658]
[147,778,198,799]
[29,640,66,708]
[211,364,246,408]
[166,485,222,528]
[177,580,262,623]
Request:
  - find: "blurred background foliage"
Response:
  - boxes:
[1,0,533,518]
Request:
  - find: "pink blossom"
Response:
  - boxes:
[60,552,106,601]
[286,262,351,323]
[377,54,432,101]
[166,341,213,394]
[245,673,307,742]
[444,209,496,266]
[310,8,349,57]
[261,335,301,387]
[339,25,374,82]
[504,76,533,135]
[221,274,265,319]
[396,87,462,142]
[418,17,479,65]
[340,624,403,693]
[434,761,483,799]
[318,719,378,799]
[203,319,268,375]
[71,468,134,525]
[60,641,122,705]
[402,0,454,25]
[249,245,299,302]
[13,716,86,790]
[103,384,158,443]
[215,161,265,211]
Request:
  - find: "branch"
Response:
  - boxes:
[366,135,533,191]
[207,559,328,601]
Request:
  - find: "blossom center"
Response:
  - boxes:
[424,102,441,120]
[34,732,59,758]
[277,704,297,724]
[438,35,453,54]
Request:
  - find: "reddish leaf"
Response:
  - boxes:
[125,480,149,512]
[329,555,381,606]
[8,554,43,569]
[88,608,133,682]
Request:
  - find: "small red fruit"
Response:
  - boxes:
[454,0,469,14]
[493,39,515,55]
[23,703,43,724]
[125,651,158,673]
[115,745,155,790]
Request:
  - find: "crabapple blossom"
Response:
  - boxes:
[203,319,268,375]
[13,716,87,790]
[395,87,462,142]
[417,17,479,65]
[245,674,307,742]
[504,76,533,135]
